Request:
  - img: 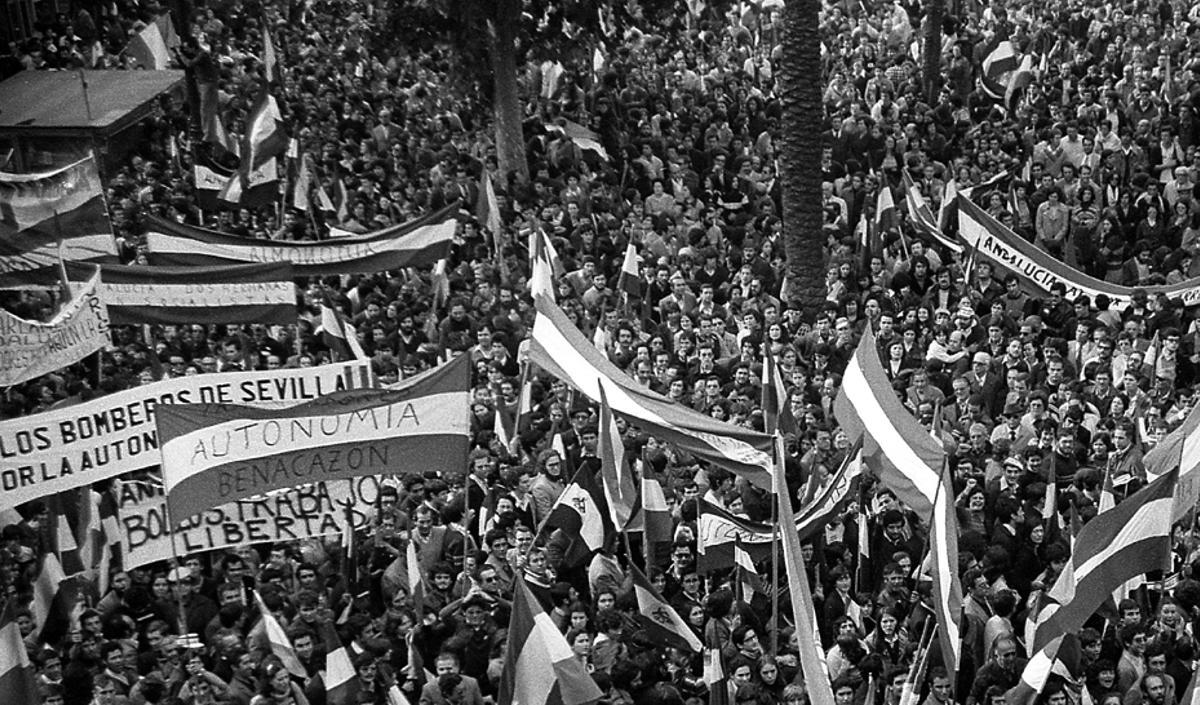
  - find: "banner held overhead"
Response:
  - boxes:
[0,362,373,510]
[158,355,470,523]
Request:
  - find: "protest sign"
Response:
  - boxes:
[117,476,385,569]
[144,205,456,276]
[94,262,295,325]
[958,196,1200,309]
[158,356,469,522]
[0,362,373,510]
[0,268,110,386]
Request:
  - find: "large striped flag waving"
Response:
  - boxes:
[834,326,963,672]
[499,578,603,705]
[1029,468,1178,654]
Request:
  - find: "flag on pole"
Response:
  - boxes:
[733,536,763,603]
[1031,469,1178,653]
[761,347,796,435]
[242,90,288,172]
[254,591,307,678]
[539,465,613,568]
[598,384,637,530]
[902,170,963,253]
[617,242,640,300]
[938,179,958,233]
[33,553,81,646]
[629,564,702,652]
[1005,53,1035,111]
[1006,634,1081,705]
[125,14,178,69]
[0,600,37,704]
[406,539,425,619]
[293,154,314,212]
[773,432,835,705]
[319,293,366,361]
[982,41,1018,99]
[875,184,898,234]
[498,578,604,705]
[530,227,562,302]
[834,327,963,672]
[321,620,359,705]
[475,170,502,245]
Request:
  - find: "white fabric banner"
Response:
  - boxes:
[0,268,110,387]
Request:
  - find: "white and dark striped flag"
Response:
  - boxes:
[1030,468,1178,653]
[499,578,603,705]
[834,327,963,672]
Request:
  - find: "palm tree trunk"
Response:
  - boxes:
[488,0,529,184]
[778,0,826,315]
[923,0,945,104]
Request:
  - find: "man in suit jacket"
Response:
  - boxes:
[419,653,484,705]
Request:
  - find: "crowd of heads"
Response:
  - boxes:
[5,0,1200,703]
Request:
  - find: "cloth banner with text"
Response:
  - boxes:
[958,196,1200,309]
[144,205,457,276]
[158,355,470,523]
[117,476,386,569]
[0,268,110,387]
[0,362,373,510]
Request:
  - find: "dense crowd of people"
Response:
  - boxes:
[5,0,1200,703]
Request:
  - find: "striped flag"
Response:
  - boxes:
[530,296,774,488]
[598,384,637,530]
[0,154,117,289]
[321,620,359,705]
[834,327,962,672]
[539,465,613,568]
[546,120,609,161]
[630,563,702,651]
[80,261,295,326]
[1144,402,1200,522]
[617,242,640,300]
[875,183,898,234]
[475,170,502,238]
[254,591,307,678]
[493,403,516,450]
[1006,634,1081,705]
[77,488,119,595]
[47,492,85,576]
[293,154,314,211]
[704,647,730,705]
[901,170,962,253]
[938,179,958,233]
[529,227,562,301]
[773,432,834,705]
[406,539,426,618]
[499,578,604,705]
[144,206,456,275]
[125,14,178,69]
[982,41,1018,99]
[1032,468,1178,653]
[194,160,277,209]
[319,293,367,361]
[1005,53,1035,111]
[733,536,762,603]
[0,600,37,704]
[243,90,288,171]
[639,476,673,546]
[761,347,796,435]
[33,553,81,646]
[261,22,278,83]
[157,356,471,521]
